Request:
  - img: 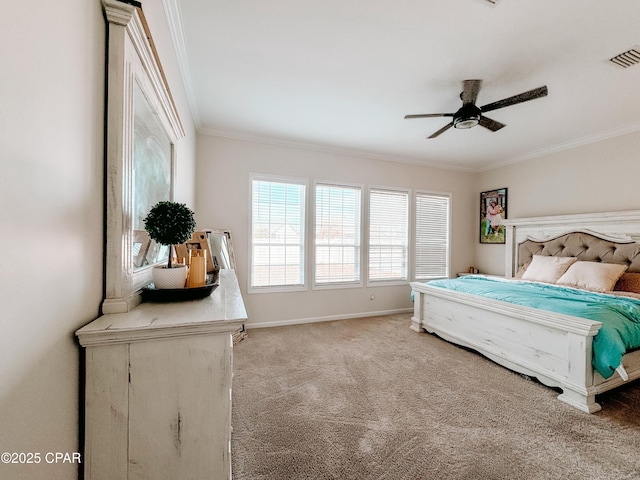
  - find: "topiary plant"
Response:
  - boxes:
[144,201,196,268]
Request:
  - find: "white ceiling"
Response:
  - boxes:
[166,0,640,171]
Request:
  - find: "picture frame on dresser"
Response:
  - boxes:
[175,231,216,273]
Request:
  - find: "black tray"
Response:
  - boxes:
[141,282,219,303]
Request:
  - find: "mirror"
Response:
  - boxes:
[132,81,173,270]
[102,0,184,314]
[206,230,236,270]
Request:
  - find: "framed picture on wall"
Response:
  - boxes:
[480,188,507,244]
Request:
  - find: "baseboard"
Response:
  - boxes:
[245,308,412,330]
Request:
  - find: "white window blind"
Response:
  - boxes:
[251,178,305,288]
[315,184,361,284]
[368,189,408,281]
[415,192,450,279]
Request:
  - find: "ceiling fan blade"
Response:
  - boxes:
[478,115,506,132]
[404,113,454,119]
[427,122,454,139]
[480,86,548,113]
[461,79,482,105]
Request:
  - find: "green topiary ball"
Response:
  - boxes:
[143,201,196,246]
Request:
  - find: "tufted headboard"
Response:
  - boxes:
[517,231,640,273]
[503,210,640,277]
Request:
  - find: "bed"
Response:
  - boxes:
[410,210,640,413]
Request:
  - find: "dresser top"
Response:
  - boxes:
[76,269,247,346]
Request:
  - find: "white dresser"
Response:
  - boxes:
[76,269,246,480]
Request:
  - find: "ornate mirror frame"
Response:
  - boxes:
[102,0,185,314]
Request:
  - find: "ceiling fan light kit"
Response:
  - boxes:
[405,79,548,139]
[453,103,481,129]
[453,117,479,129]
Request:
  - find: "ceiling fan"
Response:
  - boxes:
[405,79,548,139]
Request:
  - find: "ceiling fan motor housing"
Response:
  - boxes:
[453,102,481,129]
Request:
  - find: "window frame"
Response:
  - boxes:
[248,173,308,294]
[366,186,411,286]
[413,190,452,281]
[312,180,364,290]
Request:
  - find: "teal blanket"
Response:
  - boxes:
[426,276,640,379]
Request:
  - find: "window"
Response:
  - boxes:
[368,188,409,282]
[250,175,450,291]
[250,177,306,289]
[415,192,450,280]
[315,183,361,285]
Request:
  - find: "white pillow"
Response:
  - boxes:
[520,255,577,283]
[556,261,628,292]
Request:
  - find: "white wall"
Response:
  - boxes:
[195,135,478,326]
[0,1,104,479]
[0,1,196,479]
[476,131,640,275]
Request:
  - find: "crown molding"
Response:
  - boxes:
[198,127,480,173]
[200,121,640,175]
[162,0,201,127]
[482,121,640,172]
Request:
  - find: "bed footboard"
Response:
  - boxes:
[411,282,604,413]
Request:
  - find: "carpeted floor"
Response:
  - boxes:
[231,314,640,480]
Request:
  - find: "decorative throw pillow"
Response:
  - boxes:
[514,260,531,279]
[520,255,577,283]
[614,272,640,294]
[556,261,628,293]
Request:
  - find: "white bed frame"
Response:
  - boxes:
[410,210,640,413]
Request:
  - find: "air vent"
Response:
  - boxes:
[609,46,640,68]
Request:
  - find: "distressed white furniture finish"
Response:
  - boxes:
[76,269,246,479]
[411,210,640,413]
